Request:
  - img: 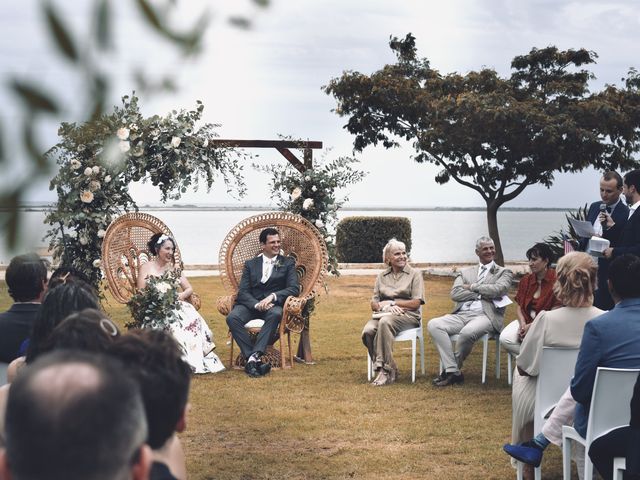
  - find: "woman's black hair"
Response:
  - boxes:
[147,233,176,256]
[25,281,101,363]
[525,243,555,264]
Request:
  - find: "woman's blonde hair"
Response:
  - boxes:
[553,251,597,307]
[382,238,406,265]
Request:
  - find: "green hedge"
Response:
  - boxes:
[336,216,412,263]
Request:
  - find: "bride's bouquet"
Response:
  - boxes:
[127,270,182,330]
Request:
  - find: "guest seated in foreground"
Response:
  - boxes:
[504,254,640,474]
[589,371,640,480]
[226,227,299,377]
[0,350,151,480]
[509,252,602,479]
[428,236,513,386]
[0,253,48,363]
[362,238,425,386]
[137,233,224,374]
[109,329,191,480]
[6,280,100,382]
[500,243,561,357]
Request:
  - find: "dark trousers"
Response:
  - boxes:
[589,426,640,480]
[226,304,282,359]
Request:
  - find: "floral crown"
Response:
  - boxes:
[155,234,173,245]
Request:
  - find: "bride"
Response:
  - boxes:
[137,232,225,374]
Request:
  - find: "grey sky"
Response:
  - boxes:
[2,0,640,208]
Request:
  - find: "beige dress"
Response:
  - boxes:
[511,305,603,443]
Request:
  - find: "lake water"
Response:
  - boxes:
[1,209,571,265]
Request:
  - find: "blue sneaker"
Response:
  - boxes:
[503,442,543,467]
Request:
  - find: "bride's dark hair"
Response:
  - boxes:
[147,233,176,256]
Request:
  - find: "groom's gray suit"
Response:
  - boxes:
[428,262,513,374]
[226,254,300,359]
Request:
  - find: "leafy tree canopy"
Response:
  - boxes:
[324,34,640,263]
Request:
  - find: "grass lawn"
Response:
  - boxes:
[1,274,568,479]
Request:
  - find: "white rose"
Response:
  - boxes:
[302,198,314,210]
[70,159,81,170]
[291,187,302,200]
[117,127,130,140]
[315,219,324,228]
[92,259,101,268]
[305,176,311,181]
[203,138,209,148]
[67,230,78,239]
[84,167,93,176]
[80,190,94,203]
[312,185,317,192]
[104,175,112,183]
[89,180,101,192]
[171,136,181,148]
[79,236,89,246]
[92,166,100,174]
[97,229,106,238]
[119,141,130,153]
[155,282,171,294]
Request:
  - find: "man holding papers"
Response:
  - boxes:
[428,236,513,386]
[576,171,628,310]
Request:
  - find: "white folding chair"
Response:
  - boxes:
[367,318,425,383]
[515,347,579,480]
[613,457,626,480]
[562,367,640,480]
[439,331,501,384]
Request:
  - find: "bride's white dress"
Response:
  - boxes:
[169,300,225,374]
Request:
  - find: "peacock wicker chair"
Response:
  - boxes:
[217,212,328,369]
[101,212,201,310]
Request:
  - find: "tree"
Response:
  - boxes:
[323,34,640,264]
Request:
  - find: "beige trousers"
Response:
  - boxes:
[362,313,420,373]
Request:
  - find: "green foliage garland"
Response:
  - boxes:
[45,94,247,289]
[257,151,366,275]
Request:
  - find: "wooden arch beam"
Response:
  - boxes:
[208,139,323,173]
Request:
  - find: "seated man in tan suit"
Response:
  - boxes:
[428,236,513,386]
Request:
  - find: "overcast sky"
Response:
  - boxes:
[2,0,640,208]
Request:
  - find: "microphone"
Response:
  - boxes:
[599,203,607,225]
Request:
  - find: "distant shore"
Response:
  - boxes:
[6,203,578,213]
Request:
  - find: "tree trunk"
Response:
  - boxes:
[486,201,505,266]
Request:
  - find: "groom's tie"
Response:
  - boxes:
[261,258,274,283]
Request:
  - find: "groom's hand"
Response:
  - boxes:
[255,294,276,311]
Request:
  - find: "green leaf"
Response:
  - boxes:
[253,0,269,7]
[10,80,59,114]
[0,190,21,250]
[43,1,79,62]
[135,0,162,30]
[94,0,111,50]
[228,16,251,30]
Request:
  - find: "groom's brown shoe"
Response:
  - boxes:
[433,372,464,387]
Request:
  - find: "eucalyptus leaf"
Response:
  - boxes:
[10,80,59,114]
[94,0,111,50]
[44,1,79,62]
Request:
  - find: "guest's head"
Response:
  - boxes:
[608,254,640,301]
[259,227,281,258]
[600,171,623,205]
[147,233,176,264]
[42,309,120,355]
[382,238,408,271]
[525,243,555,274]
[0,350,151,480]
[48,265,91,290]
[26,281,101,363]
[623,170,640,206]
[108,329,191,450]
[6,253,48,302]
[475,236,496,265]
[553,252,597,307]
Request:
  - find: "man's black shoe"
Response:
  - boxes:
[244,361,261,377]
[431,370,447,385]
[433,372,464,387]
[258,362,271,376]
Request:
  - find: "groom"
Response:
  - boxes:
[226,227,300,377]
